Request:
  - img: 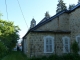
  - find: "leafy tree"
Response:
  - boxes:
[68,4,75,10]
[78,0,80,3]
[0,17,20,58]
[71,41,79,54]
[0,12,3,19]
[0,20,20,51]
[0,41,8,58]
[56,0,67,13]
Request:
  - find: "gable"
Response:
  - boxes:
[36,13,69,31]
[23,3,80,39]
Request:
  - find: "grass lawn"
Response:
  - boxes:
[1,51,27,60]
[2,51,80,60]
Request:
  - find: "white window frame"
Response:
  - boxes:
[23,39,27,54]
[62,36,70,53]
[44,36,54,53]
[76,35,80,52]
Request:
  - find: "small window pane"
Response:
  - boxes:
[46,45,49,52]
[46,39,48,44]
[65,45,69,53]
[63,36,70,53]
[50,45,52,52]
[65,38,68,44]
[49,39,52,44]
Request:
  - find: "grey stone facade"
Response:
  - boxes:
[22,4,80,57]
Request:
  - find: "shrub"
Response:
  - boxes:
[0,41,8,58]
[71,41,79,54]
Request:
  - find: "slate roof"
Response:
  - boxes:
[23,3,80,39]
[30,30,71,34]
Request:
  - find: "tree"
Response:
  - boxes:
[68,4,75,10]
[0,41,8,58]
[0,20,20,50]
[45,12,50,18]
[78,0,80,3]
[0,19,20,58]
[71,41,79,54]
[56,0,67,13]
[0,13,3,20]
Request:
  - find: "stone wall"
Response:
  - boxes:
[69,7,80,43]
[24,6,80,57]
[26,32,70,57]
[36,13,69,31]
[59,13,69,30]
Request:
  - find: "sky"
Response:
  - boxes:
[0,0,78,39]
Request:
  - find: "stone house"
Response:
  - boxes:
[22,3,80,57]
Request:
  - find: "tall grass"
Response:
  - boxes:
[1,51,27,60]
[2,51,80,60]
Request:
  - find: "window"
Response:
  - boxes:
[76,36,80,50]
[62,36,70,53]
[44,36,54,53]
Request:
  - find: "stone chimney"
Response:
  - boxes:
[30,18,36,28]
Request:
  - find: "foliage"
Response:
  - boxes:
[78,0,80,3]
[2,52,80,60]
[71,41,79,54]
[56,0,67,13]
[1,51,27,60]
[47,54,59,60]
[0,13,3,19]
[0,19,20,58]
[0,41,8,59]
[68,4,75,10]
[0,20,20,49]
[29,54,80,60]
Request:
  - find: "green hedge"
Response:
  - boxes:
[29,54,80,60]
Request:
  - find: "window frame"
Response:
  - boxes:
[62,36,70,53]
[76,35,80,51]
[44,36,54,53]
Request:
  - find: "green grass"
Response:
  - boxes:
[2,52,80,60]
[1,51,27,60]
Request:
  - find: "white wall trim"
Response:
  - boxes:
[76,35,80,42]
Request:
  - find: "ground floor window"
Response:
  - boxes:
[44,36,54,53]
[62,36,70,53]
[76,35,80,51]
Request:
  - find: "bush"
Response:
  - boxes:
[0,41,8,58]
[71,41,79,54]
[1,51,27,60]
[47,54,59,60]
[41,56,47,60]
